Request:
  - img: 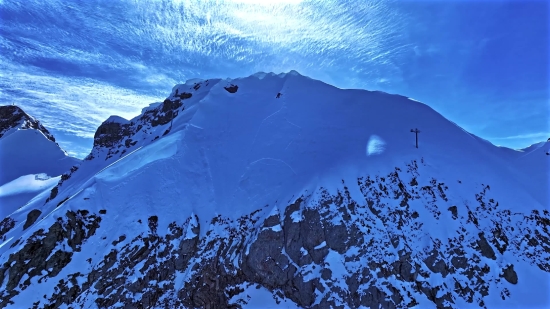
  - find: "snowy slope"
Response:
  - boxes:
[0,72,548,309]
[0,105,80,186]
[0,129,79,185]
[514,141,550,206]
[0,105,80,216]
[0,174,60,219]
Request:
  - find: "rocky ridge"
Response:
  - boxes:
[85,78,228,162]
[0,105,56,142]
[1,158,548,308]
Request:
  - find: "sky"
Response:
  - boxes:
[0,0,548,158]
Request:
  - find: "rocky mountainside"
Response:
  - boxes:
[0,105,80,217]
[0,72,548,308]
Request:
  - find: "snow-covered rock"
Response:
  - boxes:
[0,105,80,217]
[0,105,80,185]
[0,72,548,309]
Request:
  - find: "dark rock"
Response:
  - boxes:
[321,268,332,280]
[161,98,183,113]
[324,223,348,254]
[47,186,59,202]
[301,209,326,252]
[112,235,126,246]
[23,209,42,230]
[224,84,238,93]
[502,265,518,284]
[263,213,280,227]
[451,255,468,269]
[283,199,305,264]
[448,206,458,219]
[1,210,101,302]
[148,216,158,234]
[491,223,509,254]
[391,252,415,282]
[288,274,315,307]
[56,197,69,207]
[0,216,16,240]
[244,227,293,288]
[424,249,449,277]
[93,121,131,149]
[175,92,193,100]
[476,232,496,260]
[360,285,395,309]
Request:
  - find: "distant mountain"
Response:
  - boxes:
[0,105,57,142]
[0,72,548,309]
[0,105,80,217]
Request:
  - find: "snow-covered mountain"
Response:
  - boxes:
[0,105,80,218]
[0,71,549,309]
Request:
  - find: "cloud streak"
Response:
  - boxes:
[0,61,162,142]
[0,0,547,155]
[0,0,409,158]
[491,132,550,141]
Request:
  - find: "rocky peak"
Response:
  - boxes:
[2,72,548,308]
[85,77,221,162]
[86,97,185,161]
[0,105,56,142]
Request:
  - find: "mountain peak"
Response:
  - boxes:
[103,115,130,125]
[0,105,56,142]
[4,73,547,308]
[0,105,80,216]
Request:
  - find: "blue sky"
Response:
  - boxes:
[0,0,547,158]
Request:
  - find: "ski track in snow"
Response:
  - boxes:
[248,158,298,176]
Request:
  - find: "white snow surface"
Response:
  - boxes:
[0,128,79,186]
[0,174,60,218]
[229,283,301,308]
[0,71,549,308]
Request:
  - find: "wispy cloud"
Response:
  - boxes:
[0,0,409,156]
[491,132,550,141]
[0,0,547,155]
[0,0,406,84]
[0,61,163,139]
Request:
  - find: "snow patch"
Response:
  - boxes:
[366,134,386,156]
[290,210,303,223]
[141,102,162,114]
[104,115,130,124]
[314,241,326,250]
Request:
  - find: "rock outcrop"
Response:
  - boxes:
[0,105,56,142]
[2,159,548,308]
[86,94,189,161]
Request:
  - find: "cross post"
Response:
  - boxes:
[410,128,420,148]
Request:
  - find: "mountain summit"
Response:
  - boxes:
[0,105,80,185]
[0,72,548,308]
[0,105,57,142]
[0,105,80,217]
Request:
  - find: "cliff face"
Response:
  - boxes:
[0,72,548,308]
[86,98,182,161]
